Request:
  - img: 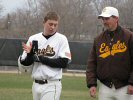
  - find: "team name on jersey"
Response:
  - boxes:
[37,45,55,56]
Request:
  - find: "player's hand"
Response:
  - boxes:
[89,86,97,98]
[127,85,133,95]
[22,42,32,53]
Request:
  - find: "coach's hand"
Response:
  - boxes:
[89,86,96,98]
[127,85,133,95]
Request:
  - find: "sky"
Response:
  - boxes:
[1,0,26,15]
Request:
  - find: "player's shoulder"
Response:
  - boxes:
[29,32,43,40]
[55,32,68,39]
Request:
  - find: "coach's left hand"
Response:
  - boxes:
[127,85,133,94]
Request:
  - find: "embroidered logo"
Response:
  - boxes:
[38,45,55,56]
[99,40,127,58]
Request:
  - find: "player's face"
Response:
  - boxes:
[43,19,58,36]
[101,16,118,31]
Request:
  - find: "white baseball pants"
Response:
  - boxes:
[98,83,133,100]
[32,80,62,100]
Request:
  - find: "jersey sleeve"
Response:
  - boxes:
[58,37,71,63]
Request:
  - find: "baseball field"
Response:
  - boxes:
[0,73,98,100]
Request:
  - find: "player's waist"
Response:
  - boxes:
[34,79,61,84]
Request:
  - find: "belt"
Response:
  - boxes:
[35,80,48,84]
[35,79,61,84]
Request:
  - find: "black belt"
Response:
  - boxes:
[35,80,48,84]
[35,79,61,84]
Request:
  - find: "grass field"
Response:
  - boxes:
[0,73,98,100]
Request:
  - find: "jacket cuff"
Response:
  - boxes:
[87,84,97,88]
[128,82,133,86]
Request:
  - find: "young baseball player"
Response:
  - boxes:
[18,11,71,100]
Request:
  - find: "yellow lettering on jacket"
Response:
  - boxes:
[99,41,127,58]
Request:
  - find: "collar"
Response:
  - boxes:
[42,32,56,39]
[106,25,121,34]
[105,25,121,38]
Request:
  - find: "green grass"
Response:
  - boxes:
[0,73,98,100]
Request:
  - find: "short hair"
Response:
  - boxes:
[43,11,60,23]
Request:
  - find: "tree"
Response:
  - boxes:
[38,0,96,41]
[1,0,133,41]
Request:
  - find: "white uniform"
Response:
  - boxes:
[20,32,71,100]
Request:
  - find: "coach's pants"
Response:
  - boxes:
[32,80,62,100]
[98,83,133,100]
